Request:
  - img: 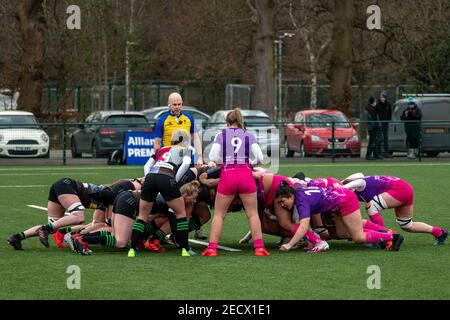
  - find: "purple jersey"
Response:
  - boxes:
[294,186,349,220]
[214,128,257,165]
[355,175,399,202]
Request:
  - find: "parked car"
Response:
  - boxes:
[388,95,450,157]
[203,109,279,157]
[71,111,150,158]
[142,106,211,135]
[0,111,49,158]
[284,109,361,157]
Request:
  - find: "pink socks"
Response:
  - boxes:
[432,227,443,237]
[305,230,322,244]
[253,238,264,249]
[368,212,384,227]
[364,220,389,232]
[364,230,393,243]
[207,242,218,250]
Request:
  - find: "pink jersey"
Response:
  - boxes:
[307,177,342,188]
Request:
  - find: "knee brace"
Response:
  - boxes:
[396,217,413,230]
[67,202,85,215]
[367,195,387,215]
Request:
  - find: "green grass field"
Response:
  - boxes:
[1,162,449,300]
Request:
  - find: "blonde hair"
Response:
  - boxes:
[171,129,191,147]
[226,108,244,129]
[180,180,200,197]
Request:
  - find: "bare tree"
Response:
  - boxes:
[16,0,45,115]
[248,0,276,117]
[289,0,332,109]
[327,0,353,114]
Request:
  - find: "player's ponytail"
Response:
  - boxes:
[180,180,200,197]
[226,108,244,129]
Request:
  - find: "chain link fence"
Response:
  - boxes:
[1,119,449,166]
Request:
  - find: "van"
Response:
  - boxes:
[388,95,450,157]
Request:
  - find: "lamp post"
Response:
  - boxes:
[274,32,295,122]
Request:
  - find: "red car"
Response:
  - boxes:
[284,109,361,157]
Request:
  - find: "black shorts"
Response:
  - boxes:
[177,169,196,188]
[113,191,138,219]
[48,178,78,204]
[151,202,170,216]
[141,173,181,202]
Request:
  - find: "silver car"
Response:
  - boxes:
[202,109,279,158]
[388,96,450,157]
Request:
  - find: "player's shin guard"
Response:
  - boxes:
[143,221,158,240]
[174,218,189,250]
[363,220,389,232]
[130,219,146,250]
[188,215,202,232]
[364,230,393,243]
[304,230,321,244]
[368,213,384,227]
[12,232,26,241]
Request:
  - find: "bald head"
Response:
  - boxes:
[168,92,183,116]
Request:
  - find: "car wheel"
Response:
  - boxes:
[71,139,82,158]
[298,142,305,158]
[284,139,294,157]
[425,151,439,157]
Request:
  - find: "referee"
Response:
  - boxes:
[154,92,204,165]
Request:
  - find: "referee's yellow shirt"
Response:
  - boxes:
[154,111,195,147]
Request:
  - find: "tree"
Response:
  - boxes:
[248,0,276,118]
[327,0,353,114]
[16,0,45,116]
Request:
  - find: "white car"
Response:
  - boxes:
[0,111,50,157]
[202,109,280,158]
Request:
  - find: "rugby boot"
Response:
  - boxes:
[386,233,404,251]
[181,248,198,256]
[52,230,65,248]
[37,226,50,248]
[435,229,448,245]
[201,248,217,256]
[307,241,330,253]
[127,248,137,258]
[144,239,166,253]
[6,235,23,250]
[254,247,270,256]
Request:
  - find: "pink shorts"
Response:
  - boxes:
[217,167,256,196]
[386,179,414,206]
[335,188,361,217]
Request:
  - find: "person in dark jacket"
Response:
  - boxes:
[400,97,423,159]
[376,91,393,157]
[364,97,382,160]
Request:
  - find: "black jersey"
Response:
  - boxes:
[111,179,136,197]
[70,179,115,210]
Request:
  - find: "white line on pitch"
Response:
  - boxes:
[27,204,241,252]
[0,185,48,188]
[187,239,241,252]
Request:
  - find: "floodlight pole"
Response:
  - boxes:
[275,32,295,122]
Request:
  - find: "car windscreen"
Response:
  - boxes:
[421,101,450,120]
[0,115,39,128]
[244,116,273,127]
[105,116,148,126]
[306,113,351,128]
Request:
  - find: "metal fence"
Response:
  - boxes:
[1,119,449,165]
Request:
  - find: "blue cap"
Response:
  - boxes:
[380,91,388,98]
[407,97,414,105]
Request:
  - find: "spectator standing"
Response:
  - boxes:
[400,97,423,159]
[376,90,393,157]
[364,97,382,160]
[154,92,204,165]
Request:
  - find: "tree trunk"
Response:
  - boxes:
[16,0,45,117]
[252,0,275,118]
[310,62,318,109]
[327,0,353,115]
